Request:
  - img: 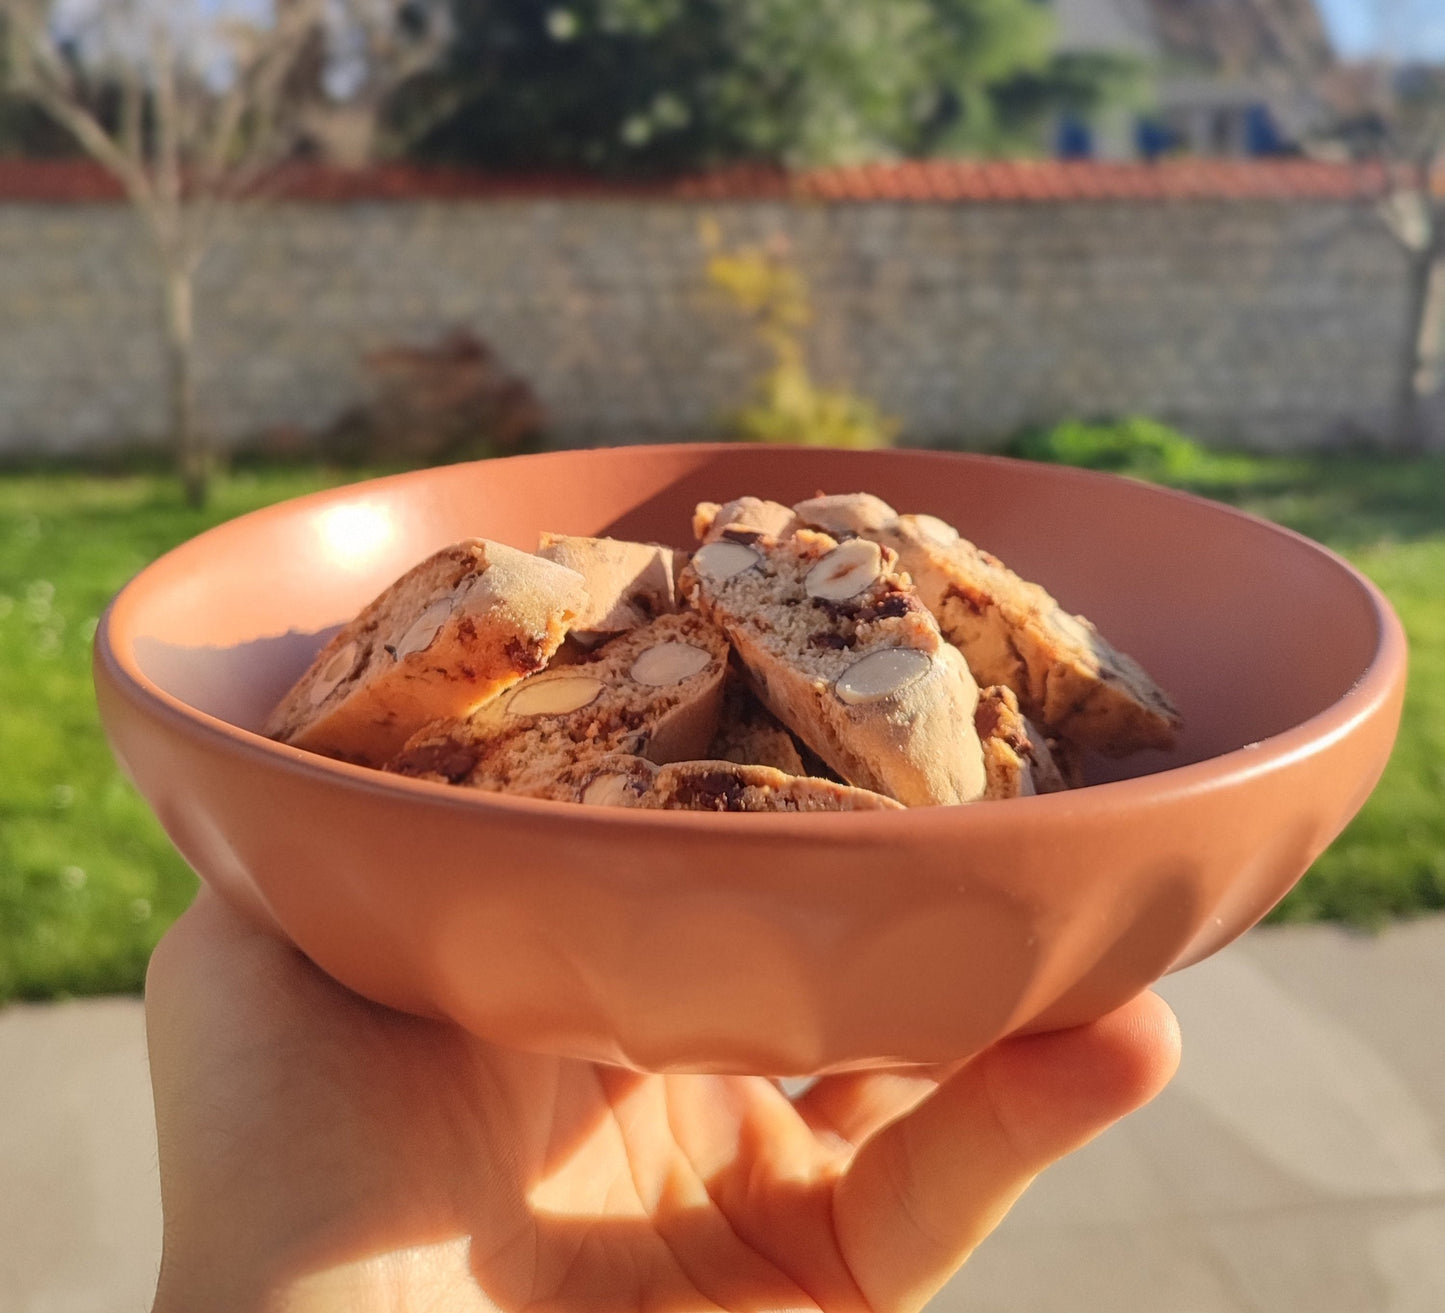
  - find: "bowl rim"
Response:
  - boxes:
[94,444,1408,837]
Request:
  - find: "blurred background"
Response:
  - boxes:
[0,1,1443,1310]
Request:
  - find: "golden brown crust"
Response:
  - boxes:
[975,685,1070,800]
[265,540,586,766]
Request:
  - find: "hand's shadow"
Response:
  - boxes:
[134,626,341,733]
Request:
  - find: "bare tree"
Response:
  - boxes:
[1329,11,1445,453]
[1235,0,1445,450]
[1101,1,1445,449]
[1161,0,1445,450]
[0,0,444,504]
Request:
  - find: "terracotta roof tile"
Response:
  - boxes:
[0,159,126,200]
[0,156,1400,205]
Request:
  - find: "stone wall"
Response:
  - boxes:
[0,189,1412,456]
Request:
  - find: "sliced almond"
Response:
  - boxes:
[629,641,714,687]
[392,599,454,660]
[507,675,604,717]
[691,540,762,582]
[307,640,358,706]
[835,647,933,705]
[805,538,883,602]
[581,772,645,807]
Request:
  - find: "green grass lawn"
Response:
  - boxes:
[0,465,362,1000]
[1165,454,1445,926]
[2,441,1442,1001]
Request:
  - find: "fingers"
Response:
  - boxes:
[792,1063,964,1149]
[833,992,1181,1313]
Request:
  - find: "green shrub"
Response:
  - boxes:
[1007,417,1218,479]
[704,222,898,450]
[728,359,901,450]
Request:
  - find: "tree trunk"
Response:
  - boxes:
[162,264,207,506]
[1394,247,1442,455]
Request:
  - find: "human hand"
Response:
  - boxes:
[145,890,1179,1313]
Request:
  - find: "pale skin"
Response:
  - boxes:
[145,891,1181,1313]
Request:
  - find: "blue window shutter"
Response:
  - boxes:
[1057,114,1093,160]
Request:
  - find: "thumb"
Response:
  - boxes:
[833,991,1181,1313]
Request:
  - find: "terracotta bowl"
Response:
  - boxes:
[94,445,1405,1075]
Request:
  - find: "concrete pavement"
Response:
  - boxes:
[0,997,159,1313]
[3,916,1444,1312]
[948,917,1445,1313]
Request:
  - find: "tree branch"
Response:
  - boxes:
[1,0,448,496]
[1,0,157,211]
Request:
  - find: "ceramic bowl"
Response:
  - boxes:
[94,445,1405,1075]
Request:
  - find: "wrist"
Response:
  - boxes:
[153,1238,496,1313]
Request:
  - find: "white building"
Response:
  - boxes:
[1050,0,1335,158]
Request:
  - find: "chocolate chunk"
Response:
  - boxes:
[811,597,861,621]
[389,740,478,783]
[673,770,749,811]
[505,635,547,673]
[974,700,1003,740]
[861,592,915,621]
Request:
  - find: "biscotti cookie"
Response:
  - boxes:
[707,679,807,775]
[1046,735,1087,790]
[553,754,903,812]
[680,527,986,806]
[974,685,1068,800]
[884,515,1180,755]
[653,759,903,812]
[265,539,587,766]
[535,534,676,647]
[790,496,1180,756]
[386,611,730,796]
[692,496,797,544]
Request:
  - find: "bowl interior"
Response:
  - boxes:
[116,445,1382,787]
